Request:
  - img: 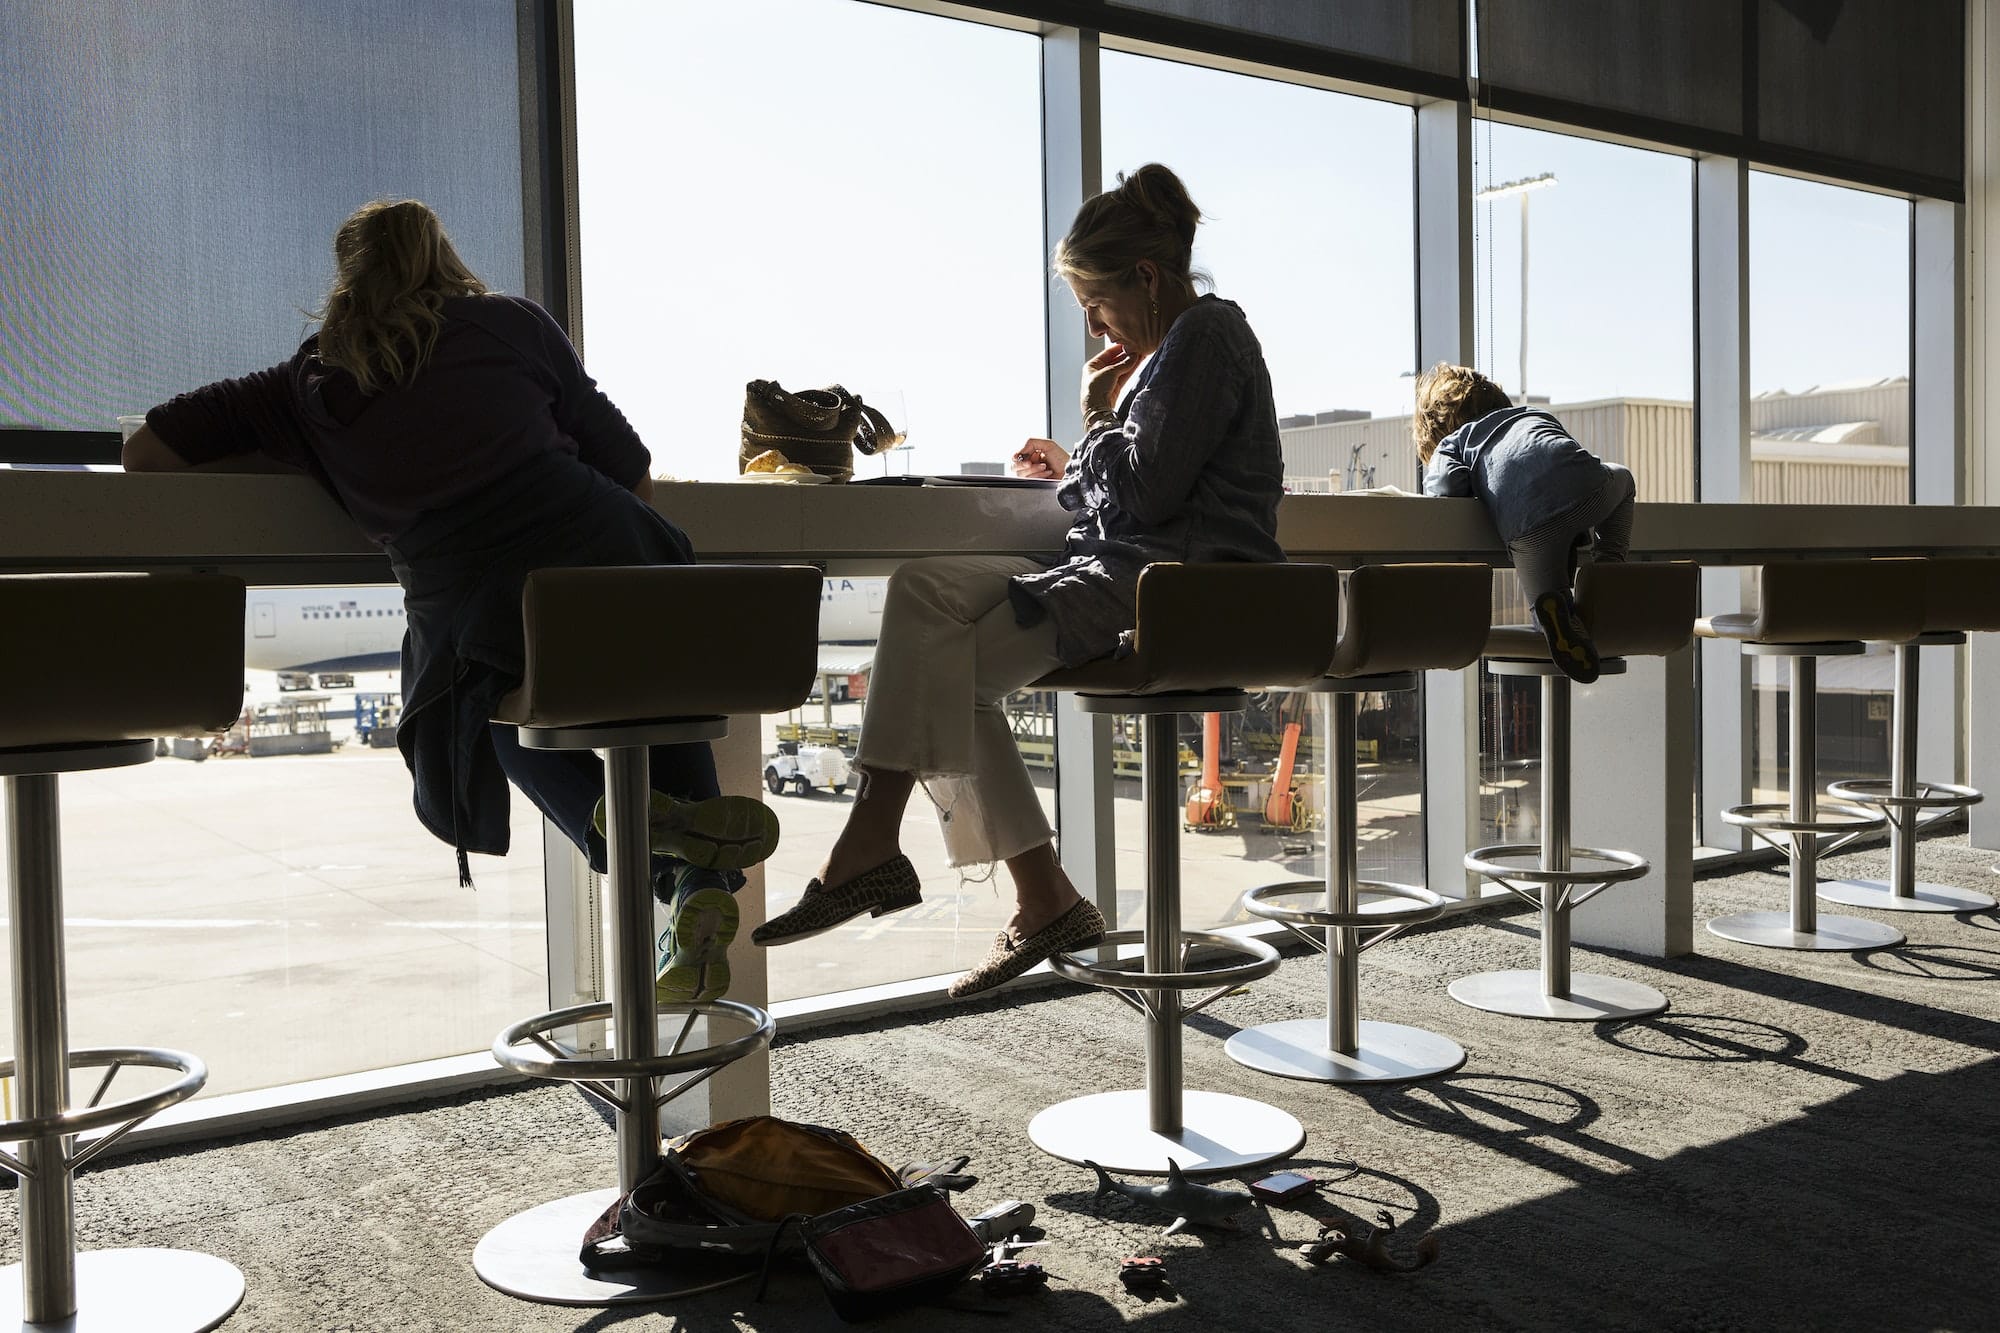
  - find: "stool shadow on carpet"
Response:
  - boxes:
[1854,943,2000,982]
[1598,1012,1809,1064]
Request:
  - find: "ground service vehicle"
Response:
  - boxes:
[764,740,852,796]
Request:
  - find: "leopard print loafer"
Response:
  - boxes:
[947,899,1107,999]
[752,853,923,946]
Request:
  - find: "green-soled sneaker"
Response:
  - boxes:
[656,884,739,1005]
[592,792,780,872]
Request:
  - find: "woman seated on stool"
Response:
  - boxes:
[753,164,1288,997]
[122,199,773,1006]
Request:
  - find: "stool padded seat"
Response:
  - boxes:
[1327,563,1490,678]
[1485,561,1699,660]
[1034,562,1340,696]
[1920,557,2000,634]
[1694,558,1925,644]
[0,573,245,750]
[494,565,822,728]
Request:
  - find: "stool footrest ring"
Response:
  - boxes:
[1049,929,1279,992]
[1463,844,1648,914]
[493,998,773,1084]
[1244,879,1447,931]
[1463,844,1648,885]
[1719,801,1884,835]
[0,1046,206,1163]
[1825,778,1982,812]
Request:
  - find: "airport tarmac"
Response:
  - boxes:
[0,672,1424,1101]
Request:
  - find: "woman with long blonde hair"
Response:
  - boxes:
[124,199,773,1005]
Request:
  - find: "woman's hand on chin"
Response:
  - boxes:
[1081,342,1136,420]
[1012,438,1068,479]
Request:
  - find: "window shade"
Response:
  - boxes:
[1755,0,1963,194]
[1105,0,1463,80]
[1479,0,1964,200]
[0,0,528,434]
[1477,0,1742,147]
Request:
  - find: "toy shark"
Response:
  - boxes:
[1086,1159,1256,1236]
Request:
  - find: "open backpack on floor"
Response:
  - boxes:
[580,1114,987,1321]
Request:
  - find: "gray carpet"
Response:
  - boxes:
[9,834,1999,1332]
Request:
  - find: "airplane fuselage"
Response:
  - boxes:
[242,577,887,678]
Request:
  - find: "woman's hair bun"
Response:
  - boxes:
[1052,162,1207,291]
[1116,163,1201,250]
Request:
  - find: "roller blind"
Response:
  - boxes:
[1105,0,1462,80]
[0,0,529,434]
[969,0,1465,96]
[1479,0,1965,200]
[1477,0,1742,147]
[1755,0,1963,194]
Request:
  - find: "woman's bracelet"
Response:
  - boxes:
[1084,408,1119,432]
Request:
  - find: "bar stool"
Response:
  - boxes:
[473,565,820,1306]
[1026,561,1341,1175]
[1225,563,1490,1084]
[1698,558,1924,951]
[1822,557,1996,913]
[1451,562,1700,1020]
[0,573,247,1331]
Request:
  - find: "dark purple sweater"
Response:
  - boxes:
[146,294,649,543]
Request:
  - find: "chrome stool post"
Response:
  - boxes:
[0,574,248,1332]
[1450,661,1663,1020]
[1223,562,1491,1083]
[1025,562,1343,1175]
[1699,559,1924,951]
[472,565,818,1307]
[1818,555,1998,913]
[1031,691,1300,1174]
[1226,679,1466,1083]
[1451,562,1699,1020]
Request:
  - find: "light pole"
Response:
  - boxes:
[1476,172,1557,400]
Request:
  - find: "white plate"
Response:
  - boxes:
[732,472,831,485]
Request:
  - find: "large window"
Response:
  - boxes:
[1101,52,1424,911]
[0,0,526,438]
[1,0,539,1096]
[573,0,1047,482]
[1748,173,1911,804]
[1,641,549,1100]
[576,1,1050,999]
[1468,121,1695,846]
[1103,52,1417,441]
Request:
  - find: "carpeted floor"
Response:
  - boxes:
[8,834,1999,1332]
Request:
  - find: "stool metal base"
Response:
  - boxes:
[476,1188,736,1306]
[1816,878,1997,913]
[0,1248,243,1331]
[1706,910,1904,951]
[1225,1019,1465,1085]
[1448,969,1668,1021]
[1028,1089,1303,1175]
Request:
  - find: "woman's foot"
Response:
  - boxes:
[751,854,924,946]
[948,899,1106,999]
[592,792,779,871]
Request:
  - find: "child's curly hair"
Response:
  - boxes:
[1412,363,1513,464]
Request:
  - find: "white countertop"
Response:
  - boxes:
[3,471,1997,583]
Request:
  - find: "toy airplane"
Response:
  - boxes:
[1086,1159,1255,1236]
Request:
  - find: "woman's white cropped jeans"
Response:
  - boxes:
[852,555,1067,868]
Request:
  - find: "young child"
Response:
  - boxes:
[1413,363,1635,684]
